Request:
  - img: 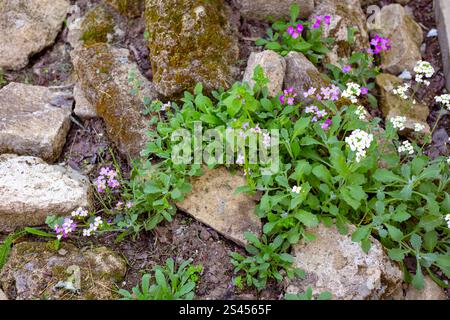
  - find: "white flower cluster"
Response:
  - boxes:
[414,123,426,132]
[355,105,368,121]
[390,116,407,131]
[414,61,435,85]
[292,185,302,194]
[342,82,361,104]
[393,84,410,100]
[435,94,450,111]
[398,140,414,155]
[83,217,103,237]
[345,129,374,163]
[445,214,450,229]
[71,207,89,218]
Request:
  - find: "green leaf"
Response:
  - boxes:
[373,169,404,183]
[144,182,163,194]
[351,225,371,242]
[317,291,332,300]
[412,265,425,290]
[419,215,442,232]
[290,3,300,22]
[292,118,310,139]
[423,231,438,251]
[385,224,404,242]
[312,164,332,184]
[388,248,406,262]
[410,234,422,251]
[24,227,54,238]
[295,210,319,228]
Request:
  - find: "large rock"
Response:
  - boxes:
[72,44,159,157]
[371,4,423,75]
[0,0,70,70]
[79,5,115,46]
[436,0,450,91]
[0,154,92,231]
[105,0,145,18]
[236,0,314,21]
[0,289,7,300]
[242,50,286,97]
[360,0,410,6]
[284,52,328,96]
[176,167,262,246]
[286,224,403,300]
[0,242,126,300]
[311,0,369,66]
[145,0,239,97]
[376,73,430,137]
[0,83,72,162]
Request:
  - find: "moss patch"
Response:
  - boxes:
[80,5,115,46]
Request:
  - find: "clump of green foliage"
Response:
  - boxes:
[119,258,202,300]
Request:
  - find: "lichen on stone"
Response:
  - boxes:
[80,5,115,46]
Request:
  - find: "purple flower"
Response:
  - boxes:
[279,87,297,105]
[361,87,369,95]
[342,65,352,73]
[312,15,331,29]
[369,35,391,55]
[287,24,304,39]
[321,118,333,130]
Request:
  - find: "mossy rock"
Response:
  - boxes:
[80,5,115,46]
[105,0,144,17]
[0,242,127,300]
[71,43,160,157]
[145,0,239,97]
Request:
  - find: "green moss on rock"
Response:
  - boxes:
[80,5,115,45]
[145,0,239,97]
[105,0,144,17]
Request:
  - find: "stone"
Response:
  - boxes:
[79,5,115,46]
[360,0,410,6]
[435,0,450,91]
[145,0,239,97]
[0,82,72,162]
[242,50,286,97]
[284,51,328,97]
[236,0,314,21]
[105,0,145,18]
[0,0,70,70]
[404,276,447,300]
[311,0,369,66]
[176,167,262,247]
[73,84,97,119]
[72,44,159,157]
[371,4,423,75]
[376,73,430,138]
[0,289,7,300]
[0,154,92,231]
[0,242,126,300]
[286,224,403,300]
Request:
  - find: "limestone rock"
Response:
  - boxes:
[371,4,423,75]
[236,0,314,21]
[287,224,403,300]
[376,73,430,138]
[72,44,159,157]
[284,51,328,97]
[0,289,7,300]
[360,0,410,6]
[73,84,97,119]
[0,0,70,70]
[145,0,239,97]
[435,0,450,91]
[0,242,126,300]
[311,0,369,66]
[242,50,286,97]
[176,167,262,246]
[0,83,72,162]
[404,277,447,300]
[0,154,92,231]
[105,0,145,18]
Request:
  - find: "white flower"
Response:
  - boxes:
[71,207,89,218]
[236,153,245,165]
[292,185,302,194]
[414,61,434,85]
[435,94,450,111]
[345,129,374,163]
[447,157,450,165]
[392,84,410,100]
[262,132,271,148]
[390,116,407,131]
[342,82,361,104]
[414,123,426,132]
[445,214,450,228]
[355,105,368,121]
[160,102,171,112]
[398,140,414,155]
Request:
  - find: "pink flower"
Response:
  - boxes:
[312,15,331,29]
[342,65,352,73]
[279,87,297,105]
[361,87,369,95]
[287,24,304,39]
[369,35,391,54]
[321,118,333,130]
